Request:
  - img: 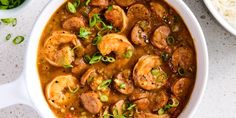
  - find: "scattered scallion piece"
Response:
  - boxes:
[89,14,102,27]
[78,27,91,39]
[13,36,24,45]
[83,54,91,64]
[73,0,80,8]
[85,0,91,6]
[89,53,103,64]
[123,49,133,59]
[63,64,73,68]
[119,83,126,89]
[158,108,165,115]
[161,52,170,62]
[127,103,136,110]
[151,69,160,76]
[166,36,175,45]
[97,79,112,90]
[67,2,77,14]
[1,18,17,27]
[108,5,113,11]
[101,56,116,63]
[100,94,109,102]
[5,33,11,40]
[68,86,79,94]
[92,35,102,45]
[177,67,185,76]
[0,0,25,10]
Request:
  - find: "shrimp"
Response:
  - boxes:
[43,31,82,67]
[133,55,167,90]
[45,75,79,110]
[97,33,134,68]
[151,25,171,50]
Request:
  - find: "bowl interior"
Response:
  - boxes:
[25,0,208,118]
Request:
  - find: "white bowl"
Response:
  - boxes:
[203,0,236,36]
[0,0,209,118]
[0,0,33,17]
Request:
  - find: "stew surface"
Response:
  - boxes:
[37,0,196,118]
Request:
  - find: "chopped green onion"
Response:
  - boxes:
[63,64,73,68]
[73,0,80,8]
[0,0,24,10]
[123,49,133,59]
[83,54,91,64]
[89,14,102,27]
[158,108,165,115]
[161,52,170,62]
[160,97,179,113]
[177,67,185,76]
[5,33,11,40]
[67,2,77,14]
[68,86,79,94]
[166,36,175,45]
[119,83,126,89]
[78,27,91,39]
[101,56,116,63]
[13,36,24,45]
[0,0,9,5]
[97,79,112,90]
[107,5,113,11]
[85,0,91,6]
[151,69,160,76]
[169,97,179,107]
[92,35,102,45]
[100,94,109,102]
[89,53,103,64]
[127,103,136,110]
[1,18,17,27]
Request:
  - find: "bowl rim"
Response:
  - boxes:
[25,0,208,118]
[203,0,236,36]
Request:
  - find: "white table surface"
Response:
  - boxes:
[0,0,236,118]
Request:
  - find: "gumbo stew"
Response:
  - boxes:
[37,0,196,117]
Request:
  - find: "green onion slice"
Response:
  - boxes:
[78,27,91,39]
[97,79,112,90]
[67,2,77,14]
[101,56,116,63]
[166,36,175,45]
[1,18,17,26]
[177,67,185,76]
[89,53,103,64]
[68,86,79,94]
[92,35,102,45]
[108,5,113,11]
[99,94,109,102]
[123,49,133,59]
[13,36,24,45]
[85,0,91,6]
[119,83,126,89]
[5,33,11,40]
[63,64,73,68]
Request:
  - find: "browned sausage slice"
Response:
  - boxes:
[150,2,167,18]
[151,25,170,50]
[149,91,169,111]
[80,92,103,114]
[104,8,123,29]
[62,17,86,31]
[134,98,150,111]
[172,78,192,99]
[114,0,136,7]
[171,47,194,71]
[112,100,125,116]
[114,70,134,95]
[129,89,149,101]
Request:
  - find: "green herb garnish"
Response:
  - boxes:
[101,56,116,63]
[177,67,185,76]
[78,27,91,39]
[89,53,103,64]
[123,49,133,59]
[0,0,25,10]
[68,86,79,94]
[108,5,113,11]
[161,52,170,62]
[166,36,175,45]
[85,0,91,6]
[5,33,11,40]
[92,35,102,45]
[100,94,109,102]
[119,83,126,89]
[97,79,112,90]
[67,2,77,14]
[1,18,17,26]
[63,64,73,68]
[13,36,24,45]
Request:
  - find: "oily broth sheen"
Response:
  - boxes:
[37,0,196,117]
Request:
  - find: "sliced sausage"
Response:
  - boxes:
[80,92,103,114]
[149,91,169,111]
[134,98,150,111]
[127,4,150,27]
[172,78,192,99]
[114,70,134,95]
[129,89,149,101]
[114,0,136,7]
[90,0,109,7]
[150,2,167,18]
[112,100,125,116]
[80,68,97,86]
[131,20,151,46]
[104,8,123,29]
[151,25,170,50]
[62,17,86,31]
[171,47,194,71]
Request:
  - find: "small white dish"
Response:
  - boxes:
[203,0,236,36]
[0,0,33,17]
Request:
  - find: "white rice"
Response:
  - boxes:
[211,0,236,28]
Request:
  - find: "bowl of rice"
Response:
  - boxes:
[204,0,236,36]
